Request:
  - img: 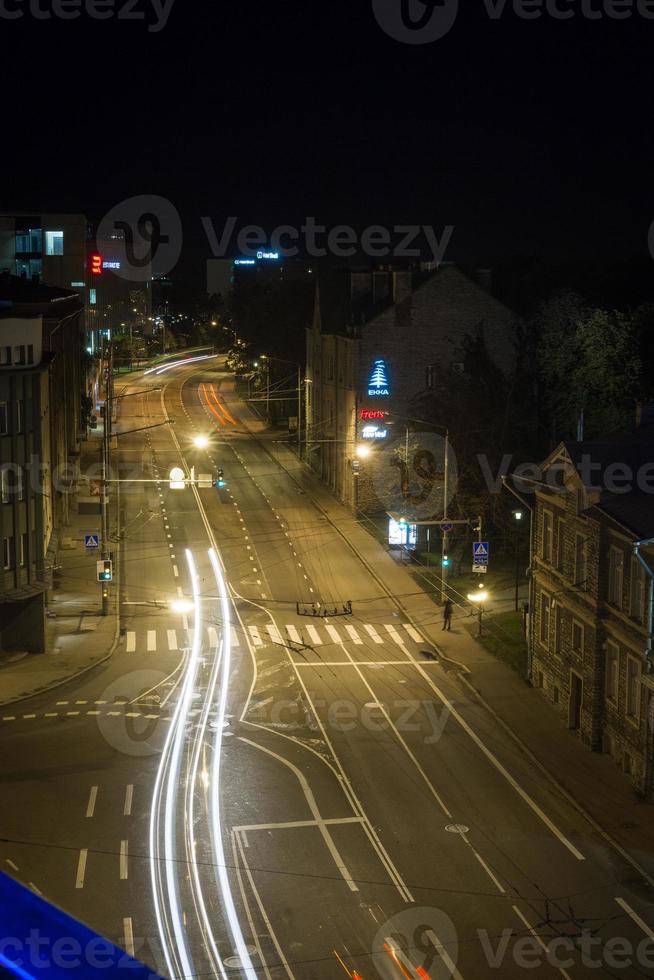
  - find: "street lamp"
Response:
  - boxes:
[170,598,194,614]
[193,434,210,449]
[467,584,489,637]
[512,508,524,611]
[356,444,371,459]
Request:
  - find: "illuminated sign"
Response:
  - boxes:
[256,250,279,260]
[361,424,388,440]
[102,260,121,270]
[90,254,103,275]
[360,409,386,420]
[388,518,417,549]
[368,359,390,397]
[234,258,256,266]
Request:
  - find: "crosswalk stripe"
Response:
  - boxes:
[266,624,282,645]
[403,623,423,643]
[345,625,363,645]
[248,626,263,647]
[385,625,403,645]
[208,627,218,648]
[364,624,383,644]
[147,630,156,652]
[306,625,322,645]
[231,627,240,647]
[325,624,341,644]
[167,630,177,651]
[126,632,136,653]
[286,625,302,644]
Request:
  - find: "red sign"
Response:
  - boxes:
[360,409,386,420]
[90,253,103,275]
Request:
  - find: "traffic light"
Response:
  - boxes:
[442,554,450,568]
[96,559,113,582]
[215,468,226,489]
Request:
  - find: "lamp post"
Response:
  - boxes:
[512,508,524,611]
[467,584,489,637]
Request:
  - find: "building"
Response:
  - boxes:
[88,231,152,354]
[305,264,518,514]
[528,424,654,796]
[0,274,85,653]
[207,253,314,298]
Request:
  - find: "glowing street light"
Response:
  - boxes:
[170,598,194,614]
[467,583,489,636]
[356,444,371,459]
[193,434,210,449]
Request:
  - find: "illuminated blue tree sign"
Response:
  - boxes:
[367,359,390,397]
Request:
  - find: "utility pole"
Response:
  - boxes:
[441,431,449,603]
[297,365,302,457]
[100,340,113,616]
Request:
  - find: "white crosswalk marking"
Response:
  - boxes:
[345,625,363,645]
[403,623,423,644]
[325,624,341,644]
[385,625,403,645]
[167,630,177,651]
[231,627,240,647]
[306,625,322,645]
[364,624,383,644]
[147,630,156,651]
[208,626,218,648]
[248,626,263,647]
[286,625,302,644]
[126,632,136,653]
[266,624,282,645]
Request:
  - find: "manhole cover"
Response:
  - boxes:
[445,824,469,835]
[224,947,257,968]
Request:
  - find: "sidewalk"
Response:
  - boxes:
[225,394,654,883]
[0,436,120,707]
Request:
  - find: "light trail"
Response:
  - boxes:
[144,353,218,376]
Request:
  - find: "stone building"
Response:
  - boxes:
[529,426,654,796]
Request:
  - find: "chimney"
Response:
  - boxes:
[392,270,412,304]
[476,268,492,291]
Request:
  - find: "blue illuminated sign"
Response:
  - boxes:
[256,250,279,260]
[367,359,390,397]
[234,259,256,266]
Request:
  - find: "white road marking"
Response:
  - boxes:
[424,931,466,980]
[75,849,88,889]
[325,625,341,644]
[167,629,178,650]
[384,624,404,645]
[6,859,18,871]
[248,626,263,647]
[231,626,240,647]
[126,632,136,652]
[286,625,301,644]
[123,917,135,958]
[615,896,654,939]
[403,623,423,643]
[124,784,134,817]
[173,564,179,577]
[29,882,42,896]
[511,908,572,979]
[306,624,322,645]
[266,624,282,645]
[208,626,218,648]
[86,786,98,818]
[364,624,383,644]
[147,630,156,651]
[120,840,129,879]
[345,625,363,644]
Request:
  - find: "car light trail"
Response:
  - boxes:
[208,546,258,978]
[144,353,218,376]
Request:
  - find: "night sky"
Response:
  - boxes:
[2,1,653,287]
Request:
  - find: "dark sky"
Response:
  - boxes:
[2,1,653,281]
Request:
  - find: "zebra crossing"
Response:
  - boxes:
[123,621,424,654]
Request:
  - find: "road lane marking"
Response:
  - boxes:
[325,625,341,644]
[124,784,134,817]
[173,564,179,577]
[384,624,404,645]
[208,626,218,648]
[345,625,363,645]
[231,626,240,647]
[167,629,178,650]
[511,908,572,979]
[147,630,156,651]
[364,624,383,644]
[286,625,301,644]
[75,849,88,889]
[86,786,98,818]
[403,623,423,643]
[248,626,263,647]
[123,917,135,958]
[306,625,322,645]
[6,859,18,871]
[29,882,42,896]
[266,624,282,645]
[126,632,136,653]
[615,897,654,939]
[120,840,129,879]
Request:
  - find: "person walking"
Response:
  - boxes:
[442,598,453,631]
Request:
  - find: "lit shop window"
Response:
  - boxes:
[45,231,64,256]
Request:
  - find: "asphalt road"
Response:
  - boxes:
[1,356,653,980]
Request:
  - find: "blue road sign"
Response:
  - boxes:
[439,522,454,532]
[473,541,489,565]
[85,533,100,549]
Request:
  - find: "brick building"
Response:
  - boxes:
[305,264,517,514]
[529,427,654,796]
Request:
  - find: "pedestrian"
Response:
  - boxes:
[442,598,453,631]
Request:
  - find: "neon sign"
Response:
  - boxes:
[367,359,390,397]
[90,254,103,275]
[234,258,256,266]
[360,409,386,420]
[102,260,121,270]
[361,424,388,440]
[256,250,279,260]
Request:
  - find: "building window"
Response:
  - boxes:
[571,619,584,654]
[554,605,563,654]
[540,592,551,647]
[608,547,624,608]
[606,642,618,703]
[16,400,23,434]
[90,288,97,305]
[27,344,34,365]
[16,467,23,502]
[19,532,27,567]
[556,519,565,571]
[0,402,7,435]
[574,534,587,588]
[13,345,25,366]
[626,657,640,719]
[3,537,12,570]
[0,468,9,504]
[45,230,64,256]
[542,510,553,563]
[0,346,11,366]
[629,557,646,623]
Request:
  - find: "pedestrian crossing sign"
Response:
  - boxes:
[473,541,489,565]
[84,534,100,550]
